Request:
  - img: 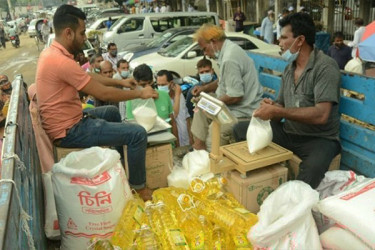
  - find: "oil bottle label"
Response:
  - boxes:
[234,207,250,214]
[214,241,222,250]
[191,231,205,249]
[133,205,144,225]
[233,234,251,248]
[170,229,188,246]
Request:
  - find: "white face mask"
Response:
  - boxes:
[158,85,169,92]
[211,42,220,59]
[281,36,301,63]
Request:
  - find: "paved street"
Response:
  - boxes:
[0,33,40,85]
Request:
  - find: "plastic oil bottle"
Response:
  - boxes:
[111,197,145,248]
[134,224,161,250]
[212,226,230,249]
[198,215,213,249]
[176,194,205,249]
[154,200,189,250]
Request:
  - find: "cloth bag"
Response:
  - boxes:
[248,181,321,250]
[52,147,132,250]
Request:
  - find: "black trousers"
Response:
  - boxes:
[233,120,341,188]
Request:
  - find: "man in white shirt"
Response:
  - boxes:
[102,43,122,71]
[261,10,275,44]
[348,18,365,58]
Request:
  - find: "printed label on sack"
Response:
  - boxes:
[53,220,60,230]
[77,190,113,214]
[340,181,375,200]
[67,218,78,230]
[71,171,111,186]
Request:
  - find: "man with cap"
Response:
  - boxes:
[261,10,275,44]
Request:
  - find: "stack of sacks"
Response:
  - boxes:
[167,150,210,189]
[313,170,369,233]
[317,178,375,250]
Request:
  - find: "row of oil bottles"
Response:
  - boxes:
[91,176,258,249]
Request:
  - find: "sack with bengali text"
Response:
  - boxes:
[52,147,132,250]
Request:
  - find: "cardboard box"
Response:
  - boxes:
[287,154,341,180]
[145,144,173,189]
[225,163,288,213]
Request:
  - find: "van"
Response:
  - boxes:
[102,12,219,51]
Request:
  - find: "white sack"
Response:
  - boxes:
[52,147,132,250]
[317,179,375,249]
[313,170,369,233]
[246,116,272,154]
[320,226,371,250]
[42,172,60,240]
[248,181,321,250]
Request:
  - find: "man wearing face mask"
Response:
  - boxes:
[157,70,192,147]
[191,24,263,151]
[252,13,341,189]
[327,31,352,70]
[185,58,218,117]
[102,42,121,71]
[88,53,103,73]
[114,59,131,121]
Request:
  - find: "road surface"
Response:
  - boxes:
[0,33,40,85]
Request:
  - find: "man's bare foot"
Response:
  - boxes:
[135,187,153,201]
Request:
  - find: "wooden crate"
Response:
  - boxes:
[220,141,293,175]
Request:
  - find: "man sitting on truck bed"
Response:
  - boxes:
[35,4,158,201]
[234,13,341,189]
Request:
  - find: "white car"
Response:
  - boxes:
[86,15,123,38]
[45,34,95,57]
[129,32,280,77]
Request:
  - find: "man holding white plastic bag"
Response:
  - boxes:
[191,24,263,151]
[235,13,341,189]
[35,5,158,201]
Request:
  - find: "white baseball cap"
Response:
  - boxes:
[268,10,274,15]
[288,6,294,11]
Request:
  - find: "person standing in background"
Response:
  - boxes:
[261,10,275,44]
[233,7,246,32]
[327,31,352,70]
[349,18,365,58]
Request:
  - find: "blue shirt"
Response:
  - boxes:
[327,44,352,70]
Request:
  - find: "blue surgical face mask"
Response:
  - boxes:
[94,68,100,73]
[120,70,130,79]
[110,50,117,57]
[199,73,213,83]
[281,37,300,63]
[158,85,169,92]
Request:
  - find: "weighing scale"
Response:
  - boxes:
[197,92,293,177]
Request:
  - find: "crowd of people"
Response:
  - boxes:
[32,2,375,202]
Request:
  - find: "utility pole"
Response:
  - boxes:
[7,0,14,20]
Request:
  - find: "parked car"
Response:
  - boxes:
[86,15,123,43]
[87,8,124,25]
[119,26,199,62]
[27,18,44,37]
[102,12,219,51]
[45,34,95,57]
[129,32,280,77]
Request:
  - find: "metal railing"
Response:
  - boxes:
[0,75,47,249]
